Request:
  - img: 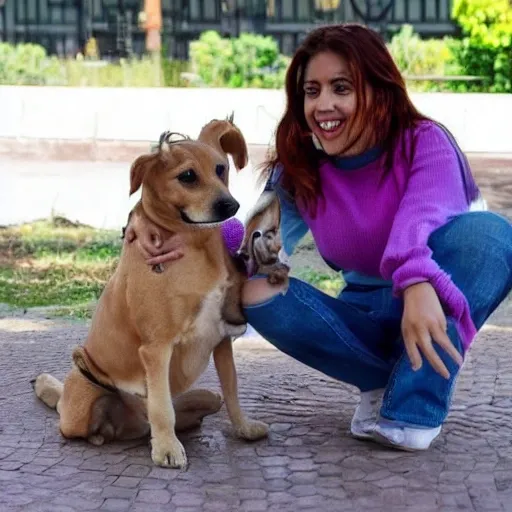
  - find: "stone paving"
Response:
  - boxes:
[0,310,511,512]
[1,151,511,511]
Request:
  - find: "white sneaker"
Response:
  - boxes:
[372,422,441,451]
[350,388,385,440]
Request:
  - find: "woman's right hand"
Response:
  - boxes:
[124,209,185,265]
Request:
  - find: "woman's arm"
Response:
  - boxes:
[380,122,470,298]
[380,122,472,376]
[266,166,309,266]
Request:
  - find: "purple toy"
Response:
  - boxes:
[221,217,245,256]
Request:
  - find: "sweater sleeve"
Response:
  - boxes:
[264,166,309,266]
[379,123,472,308]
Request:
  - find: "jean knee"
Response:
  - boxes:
[241,276,288,308]
[430,211,512,263]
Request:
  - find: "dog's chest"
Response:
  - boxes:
[184,280,229,347]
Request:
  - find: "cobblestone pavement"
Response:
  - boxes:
[1,151,511,511]
[0,313,511,512]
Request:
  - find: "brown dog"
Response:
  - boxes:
[33,118,287,469]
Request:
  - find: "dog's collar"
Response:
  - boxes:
[76,348,118,394]
[77,365,118,393]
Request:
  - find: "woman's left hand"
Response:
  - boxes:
[401,282,463,379]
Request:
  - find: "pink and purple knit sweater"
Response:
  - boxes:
[271,121,482,351]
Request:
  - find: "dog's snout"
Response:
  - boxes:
[214,197,240,220]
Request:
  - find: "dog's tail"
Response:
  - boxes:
[32,373,63,411]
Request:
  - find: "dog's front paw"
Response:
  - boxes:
[235,419,269,441]
[266,262,290,286]
[151,436,187,469]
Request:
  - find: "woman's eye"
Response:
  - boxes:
[334,83,349,94]
[216,164,225,178]
[177,169,197,184]
[304,88,318,97]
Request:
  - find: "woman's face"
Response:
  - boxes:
[303,51,372,156]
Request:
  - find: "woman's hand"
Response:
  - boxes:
[401,282,463,379]
[124,209,185,265]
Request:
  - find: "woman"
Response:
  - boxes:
[124,23,512,451]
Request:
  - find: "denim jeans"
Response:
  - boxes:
[243,212,512,428]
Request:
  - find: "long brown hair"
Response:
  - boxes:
[267,23,428,207]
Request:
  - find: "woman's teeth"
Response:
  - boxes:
[319,120,341,131]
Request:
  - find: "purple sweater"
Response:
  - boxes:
[273,121,481,351]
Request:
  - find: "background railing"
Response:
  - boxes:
[0,0,456,59]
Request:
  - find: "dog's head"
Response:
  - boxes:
[240,191,282,276]
[129,116,248,230]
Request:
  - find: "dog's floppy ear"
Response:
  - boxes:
[129,153,156,196]
[198,114,248,171]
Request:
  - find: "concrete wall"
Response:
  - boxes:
[1,86,511,153]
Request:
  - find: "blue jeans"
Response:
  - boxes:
[243,212,512,428]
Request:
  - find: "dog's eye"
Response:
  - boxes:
[178,169,197,184]
[215,164,226,178]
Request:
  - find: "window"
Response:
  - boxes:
[203,0,218,20]
[297,0,310,21]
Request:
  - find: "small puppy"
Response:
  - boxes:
[240,182,289,285]
[33,118,286,469]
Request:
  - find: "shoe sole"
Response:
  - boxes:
[350,430,376,442]
[371,430,429,452]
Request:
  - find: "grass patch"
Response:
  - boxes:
[52,303,97,321]
[0,217,345,319]
[0,217,121,312]
[292,267,344,297]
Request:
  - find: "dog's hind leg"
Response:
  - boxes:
[33,373,64,412]
[88,393,150,446]
[174,389,223,431]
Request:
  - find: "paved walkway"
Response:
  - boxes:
[2,149,512,230]
[1,150,511,510]
[0,309,511,511]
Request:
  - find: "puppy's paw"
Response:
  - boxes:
[88,434,105,446]
[151,436,187,469]
[266,262,290,286]
[235,419,269,441]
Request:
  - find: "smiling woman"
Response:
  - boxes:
[239,22,512,453]
[303,51,360,155]
[123,23,512,454]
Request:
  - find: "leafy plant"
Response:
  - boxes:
[0,42,63,85]
[189,30,289,89]
[451,0,512,92]
[388,24,454,77]
[0,41,189,87]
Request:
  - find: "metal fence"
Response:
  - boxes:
[0,0,456,59]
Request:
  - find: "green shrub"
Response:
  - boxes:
[0,42,63,85]
[387,25,464,92]
[388,25,454,77]
[64,56,159,87]
[0,41,189,87]
[451,0,512,92]
[189,30,289,88]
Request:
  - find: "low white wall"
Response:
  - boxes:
[0,86,511,153]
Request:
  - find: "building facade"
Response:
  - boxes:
[0,0,456,59]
